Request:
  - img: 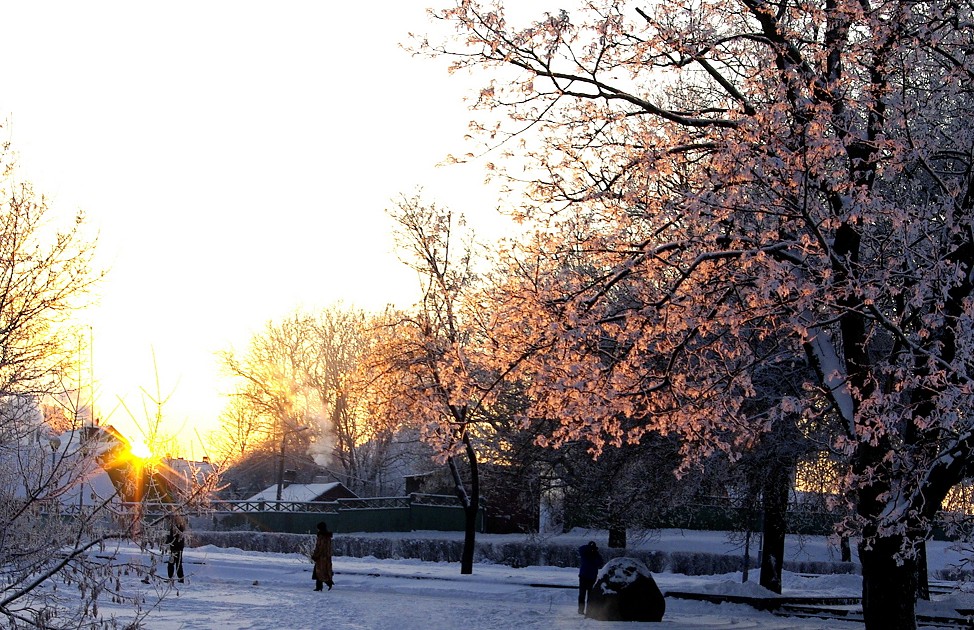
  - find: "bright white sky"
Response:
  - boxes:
[0,1,550,455]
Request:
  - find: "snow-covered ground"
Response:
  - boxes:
[51,530,974,628]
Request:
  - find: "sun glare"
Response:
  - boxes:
[129,440,152,460]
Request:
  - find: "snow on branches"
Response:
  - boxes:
[422,1,974,625]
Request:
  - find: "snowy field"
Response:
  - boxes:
[50,530,974,628]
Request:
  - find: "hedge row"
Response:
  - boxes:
[187,531,857,577]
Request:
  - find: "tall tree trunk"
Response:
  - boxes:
[854,443,920,629]
[759,461,791,593]
[742,527,752,584]
[859,535,918,630]
[448,429,480,575]
[840,536,851,562]
[461,502,478,573]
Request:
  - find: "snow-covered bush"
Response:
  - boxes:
[669,551,753,576]
[185,531,853,576]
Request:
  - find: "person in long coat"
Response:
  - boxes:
[311,521,334,591]
[577,540,604,615]
[165,520,186,583]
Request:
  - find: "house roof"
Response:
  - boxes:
[245,482,354,503]
[59,467,121,506]
[10,425,124,505]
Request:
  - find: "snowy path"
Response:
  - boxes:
[94,546,843,629]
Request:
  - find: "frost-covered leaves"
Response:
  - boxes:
[425,0,974,545]
[371,196,502,461]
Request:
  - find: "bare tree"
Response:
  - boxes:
[211,393,272,463]
[304,306,379,492]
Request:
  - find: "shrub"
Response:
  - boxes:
[186,531,853,576]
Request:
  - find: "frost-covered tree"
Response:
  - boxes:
[304,306,387,493]
[556,433,685,542]
[220,316,321,498]
[424,1,974,627]
[212,394,271,463]
[220,306,407,497]
[0,145,158,626]
[367,196,497,574]
[732,356,824,592]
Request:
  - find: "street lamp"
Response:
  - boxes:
[275,425,309,502]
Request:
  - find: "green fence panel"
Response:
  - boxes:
[337,508,412,533]
[206,498,482,534]
[409,504,483,531]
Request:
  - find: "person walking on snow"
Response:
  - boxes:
[577,540,604,615]
[311,521,334,591]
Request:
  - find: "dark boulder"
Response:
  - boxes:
[586,557,665,622]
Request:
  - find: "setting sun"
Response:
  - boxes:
[129,440,152,460]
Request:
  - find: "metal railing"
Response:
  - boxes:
[207,494,453,514]
[44,493,479,522]
[210,499,340,513]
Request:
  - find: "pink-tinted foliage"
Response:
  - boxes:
[424,2,974,627]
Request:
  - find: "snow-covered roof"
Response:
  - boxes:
[7,424,127,505]
[245,482,351,503]
[59,467,121,506]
